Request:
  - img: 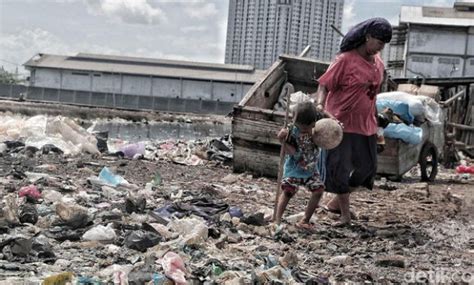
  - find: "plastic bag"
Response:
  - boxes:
[98,167,126,187]
[161,252,187,285]
[289,91,313,112]
[384,123,423,145]
[378,92,425,117]
[119,142,145,159]
[418,95,443,124]
[82,224,117,241]
[19,185,41,200]
[168,217,208,246]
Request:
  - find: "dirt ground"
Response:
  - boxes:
[0,142,472,284]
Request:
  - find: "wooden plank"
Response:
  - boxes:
[233,144,280,177]
[233,106,286,123]
[246,66,285,109]
[447,122,474,131]
[279,54,330,67]
[441,89,465,107]
[398,143,422,175]
[232,117,282,145]
[284,55,329,86]
[239,61,285,108]
[264,75,287,108]
[377,156,399,175]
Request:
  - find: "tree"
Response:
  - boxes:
[0,67,21,84]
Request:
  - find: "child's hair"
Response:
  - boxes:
[293,102,323,125]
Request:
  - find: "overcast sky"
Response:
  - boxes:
[0,0,455,75]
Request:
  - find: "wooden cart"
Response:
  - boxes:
[377,121,444,181]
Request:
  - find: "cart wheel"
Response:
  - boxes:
[419,142,438,182]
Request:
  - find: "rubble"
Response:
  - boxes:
[0,114,472,284]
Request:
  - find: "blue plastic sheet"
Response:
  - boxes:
[384,123,423,145]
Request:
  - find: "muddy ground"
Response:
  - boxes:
[0,142,473,284]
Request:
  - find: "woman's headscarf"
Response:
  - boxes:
[340,17,392,52]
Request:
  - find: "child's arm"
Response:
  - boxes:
[277,128,296,155]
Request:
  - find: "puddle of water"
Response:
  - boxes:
[90,121,231,141]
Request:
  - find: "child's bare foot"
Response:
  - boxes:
[270,222,285,237]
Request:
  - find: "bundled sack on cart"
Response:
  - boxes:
[375,107,423,146]
[375,95,424,145]
[377,91,443,125]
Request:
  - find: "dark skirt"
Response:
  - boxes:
[325,132,377,194]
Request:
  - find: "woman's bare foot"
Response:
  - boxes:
[296,220,315,230]
[332,218,351,227]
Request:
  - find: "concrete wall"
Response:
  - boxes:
[406,55,465,78]
[0,84,234,115]
[408,27,466,55]
[92,73,121,93]
[62,71,91,90]
[152,77,180,98]
[29,68,254,104]
[182,80,212,100]
[406,25,473,78]
[34,68,61,88]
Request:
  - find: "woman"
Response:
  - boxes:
[314,18,392,226]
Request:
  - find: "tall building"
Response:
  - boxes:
[225,0,344,69]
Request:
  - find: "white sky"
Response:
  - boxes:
[0,0,455,76]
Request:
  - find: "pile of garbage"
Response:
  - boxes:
[0,114,100,156]
[0,114,472,284]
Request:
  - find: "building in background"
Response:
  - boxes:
[383,0,474,78]
[225,0,344,69]
[18,53,264,114]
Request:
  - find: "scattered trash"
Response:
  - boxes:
[125,193,146,214]
[119,142,145,159]
[55,202,90,229]
[161,252,187,285]
[0,113,469,284]
[18,203,38,224]
[124,230,161,252]
[98,167,127,187]
[456,165,474,174]
[152,171,162,186]
[18,185,41,201]
[82,224,117,241]
[375,255,407,268]
[42,272,74,285]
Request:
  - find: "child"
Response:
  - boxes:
[274,102,325,229]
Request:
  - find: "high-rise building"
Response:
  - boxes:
[225,0,344,69]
